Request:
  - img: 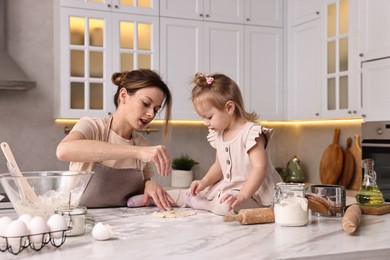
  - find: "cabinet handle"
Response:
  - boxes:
[348,111,352,114]
[107,4,111,8]
[246,18,250,22]
[316,11,320,15]
[205,14,209,18]
[362,114,366,118]
[114,5,118,8]
[353,110,357,114]
[108,112,112,116]
[199,14,203,17]
[359,53,364,57]
[315,113,320,116]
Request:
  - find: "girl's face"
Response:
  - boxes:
[122,87,164,130]
[194,100,232,133]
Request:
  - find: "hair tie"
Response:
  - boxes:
[205,76,214,85]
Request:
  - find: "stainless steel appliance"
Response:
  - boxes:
[362,121,390,201]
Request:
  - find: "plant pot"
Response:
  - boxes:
[171,170,193,188]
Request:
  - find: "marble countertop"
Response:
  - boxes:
[1,206,390,260]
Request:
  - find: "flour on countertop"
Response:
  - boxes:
[152,210,197,218]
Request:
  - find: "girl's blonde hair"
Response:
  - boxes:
[112,69,172,141]
[191,73,258,122]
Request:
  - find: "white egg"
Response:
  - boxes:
[5,220,29,251]
[28,216,49,244]
[92,222,112,241]
[47,214,67,239]
[18,214,33,226]
[0,216,13,245]
[0,216,13,236]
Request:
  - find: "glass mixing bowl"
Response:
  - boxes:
[0,171,93,219]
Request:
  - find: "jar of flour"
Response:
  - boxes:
[273,182,308,226]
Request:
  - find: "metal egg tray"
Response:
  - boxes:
[0,227,72,255]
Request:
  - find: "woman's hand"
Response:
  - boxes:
[190,180,207,196]
[220,193,247,211]
[143,180,174,210]
[140,145,171,176]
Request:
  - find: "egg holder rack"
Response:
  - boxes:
[0,227,72,255]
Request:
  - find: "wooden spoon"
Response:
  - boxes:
[1,142,39,203]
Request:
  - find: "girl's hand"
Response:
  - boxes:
[143,180,174,210]
[220,193,247,211]
[190,180,207,196]
[140,145,171,176]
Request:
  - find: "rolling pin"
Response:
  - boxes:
[223,208,274,225]
[342,204,362,234]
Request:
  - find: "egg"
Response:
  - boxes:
[47,214,67,239]
[0,216,13,236]
[18,214,33,226]
[0,216,13,245]
[92,222,112,241]
[5,220,29,251]
[28,216,49,244]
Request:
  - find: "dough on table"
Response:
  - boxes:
[152,210,197,218]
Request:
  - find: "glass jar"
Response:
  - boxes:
[273,182,308,226]
[356,158,384,206]
[55,206,87,236]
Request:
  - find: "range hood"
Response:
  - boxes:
[0,0,36,91]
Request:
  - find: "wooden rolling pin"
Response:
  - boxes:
[342,204,362,234]
[223,208,274,225]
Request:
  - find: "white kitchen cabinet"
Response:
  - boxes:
[361,58,390,122]
[54,5,159,118]
[60,0,159,16]
[288,0,361,120]
[160,0,243,23]
[244,0,283,27]
[244,26,284,120]
[359,0,390,61]
[288,19,323,119]
[160,17,243,119]
[321,0,361,119]
[289,0,323,26]
[160,0,283,27]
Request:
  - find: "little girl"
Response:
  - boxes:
[128,73,282,215]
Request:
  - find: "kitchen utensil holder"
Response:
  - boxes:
[0,227,71,255]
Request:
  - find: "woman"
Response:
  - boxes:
[56,69,174,210]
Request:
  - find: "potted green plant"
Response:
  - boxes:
[171,154,198,188]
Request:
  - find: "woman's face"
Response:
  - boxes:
[122,87,164,130]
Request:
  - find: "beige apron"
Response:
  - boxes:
[79,118,145,208]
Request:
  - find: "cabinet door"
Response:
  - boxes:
[56,8,114,119]
[203,22,244,89]
[160,18,203,120]
[245,26,283,120]
[60,0,159,15]
[288,19,323,119]
[204,0,244,23]
[289,0,323,26]
[112,14,159,73]
[160,0,204,20]
[362,58,390,122]
[322,0,361,119]
[60,0,114,11]
[245,0,283,27]
[160,0,243,23]
[360,0,390,61]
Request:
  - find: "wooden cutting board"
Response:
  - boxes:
[359,203,390,215]
[349,134,363,190]
[320,128,344,184]
[338,137,355,187]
